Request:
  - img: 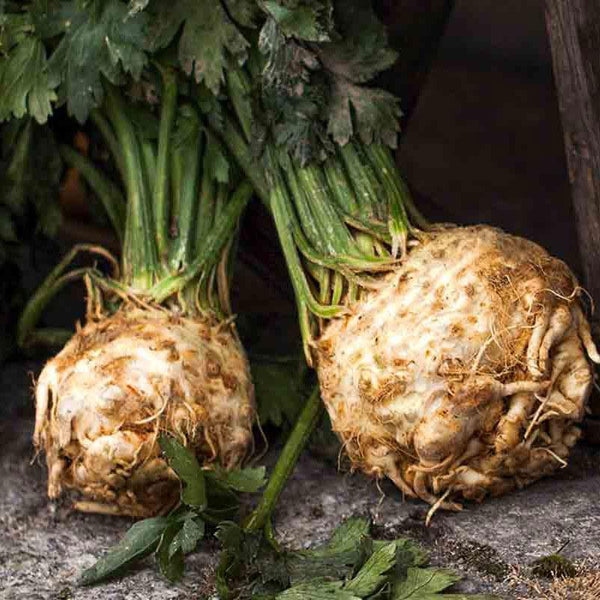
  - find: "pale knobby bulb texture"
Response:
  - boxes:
[317,226,599,511]
[34,307,255,517]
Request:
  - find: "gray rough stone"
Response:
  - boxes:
[2,360,600,600]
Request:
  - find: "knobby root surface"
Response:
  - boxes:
[34,306,255,517]
[316,226,599,515]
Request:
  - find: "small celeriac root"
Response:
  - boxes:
[34,304,255,517]
[316,226,599,514]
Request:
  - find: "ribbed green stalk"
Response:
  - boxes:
[331,271,344,305]
[195,174,215,248]
[364,144,413,256]
[339,142,384,221]
[140,139,157,199]
[104,85,159,289]
[225,68,253,143]
[244,387,324,533]
[366,144,429,230]
[295,163,364,258]
[169,132,203,270]
[154,68,178,260]
[150,181,253,303]
[285,163,330,253]
[323,155,361,215]
[269,165,343,318]
[17,245,117,348]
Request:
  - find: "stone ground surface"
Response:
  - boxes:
[2,360,600,600]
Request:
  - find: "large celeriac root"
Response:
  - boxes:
[316,226,599,513]
[34,306,255,517]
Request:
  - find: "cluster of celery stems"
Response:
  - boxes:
[221,65,423,541]
[18,68,252,352]
[17,61,421,544]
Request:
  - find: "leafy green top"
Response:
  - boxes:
[1,0,402,162]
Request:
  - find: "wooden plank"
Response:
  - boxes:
[544,0,600,313]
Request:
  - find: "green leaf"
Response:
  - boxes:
[390,567,501,600]
[159,434,207,509]
[168,516,205,557]
[46,0,148,122]
[344,542,397,596]
[372,539,428,573]
[277,579,360,600]
[215,520,263,582]
[148,0,250,94]
[319,0,401,148]
[193,82,225,131]
[253,0,402,163]
[287,517,371,584]
[79,516,169,585]
[252,358,304,427]
[207,465,267,493]
[261,1,333,42]
[216,520,245,550]
[327,82,401,148]
[320,0,398,84]
[0,35,56,124]
[156,522,185,582]
[257,16,329,165]
[393,567,461,598]
[203,133,230,184]
[327,517,371,553]
[224,0,261,28]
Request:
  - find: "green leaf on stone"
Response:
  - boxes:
[344,541,397,596]
[168,516,205,557]
[393,567,461,598]
[287,517,372,584]
[79,517,169,585]
[391,567,498,599]
[277,579,361,600]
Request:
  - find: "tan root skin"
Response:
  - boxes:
[316,226,600,512]
[34,307,255,517]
